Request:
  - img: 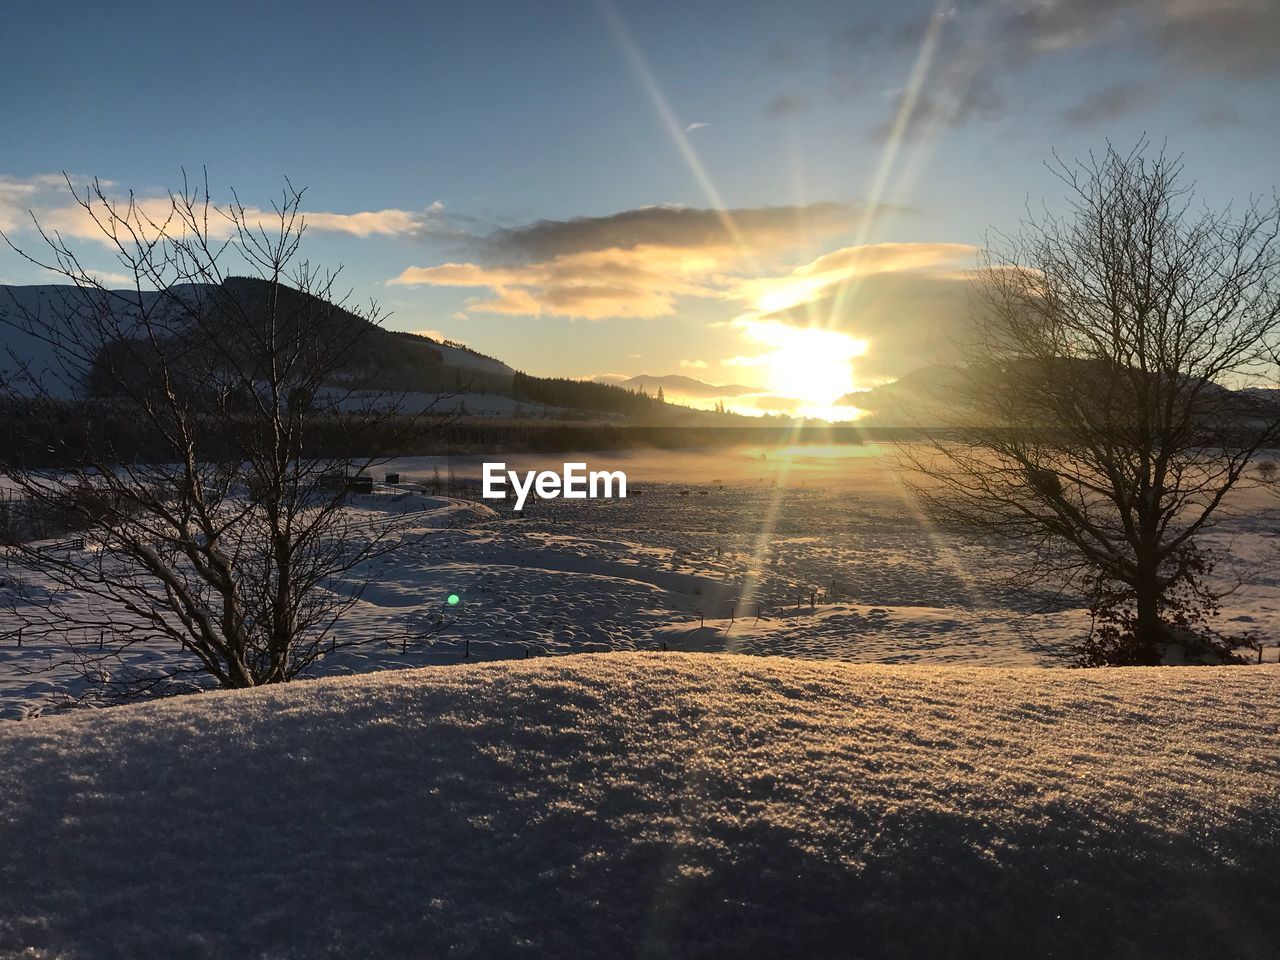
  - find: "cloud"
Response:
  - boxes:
[730,241,976,315]
[724,242,981,383]
[1192,102,1245,129]
[685,121,708,132]
[765,93,808,116]
[747,271,977,382]
[860,0,1279,141]
[293,205,435,237]
[868,6,1010,142]
[996,0,1126,56]
[1149,0,1280,80]
[0,173,437,247]
[84,270,138,287]
[996,0,1280,78]
[389,202,897,320]
[680,358,708,369]
[475,201,868,263]
[1061,81,1155,125]
[0,174,87,232]
[392,246,721,319]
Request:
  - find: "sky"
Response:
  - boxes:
[2,0,1278,416]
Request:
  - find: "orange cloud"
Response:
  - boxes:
[390,243,730,319]
[732,241,977,314]
[386,202,889,320]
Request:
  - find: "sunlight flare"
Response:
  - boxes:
[735,320,868,410]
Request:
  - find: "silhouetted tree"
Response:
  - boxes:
[904,142,1280,665]
[0,174,454,697]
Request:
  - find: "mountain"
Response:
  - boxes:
[594,374,758,399]
[846,361,1280,425]
[0,280,515,397]
[839,365,973,423]
[400,333,513,378]
[0,281,696,422]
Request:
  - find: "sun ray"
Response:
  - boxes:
[823,0,952,330]
[597,0,757,267]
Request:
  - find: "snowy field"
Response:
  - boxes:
[3,444,1279,719]
[1,653,1276,958]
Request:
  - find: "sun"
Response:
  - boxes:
[754,325,868,411]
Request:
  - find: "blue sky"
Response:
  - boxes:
[2,0,1278,410]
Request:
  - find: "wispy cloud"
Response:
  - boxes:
[1192,101,1245,130]
[764,93,808,116]
[730,241,976,315]
[0,173,440,247]
[851,0,1278,141]
[1061,80,1154,125]
[392,248,720,319]
[83,269,137,287]
[685,121,708,132]
[292,204,440,237]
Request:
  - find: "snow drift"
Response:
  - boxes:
[1,653,1276,959]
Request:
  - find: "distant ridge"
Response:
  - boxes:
[0,279,517,396]
[593,373,758,398]
[843,361,1280,425]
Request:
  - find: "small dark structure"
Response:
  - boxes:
[347,476,374,494]
[317,472,348,492]
[385,473,400,485]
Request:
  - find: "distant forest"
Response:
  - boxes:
[511,372,663,415]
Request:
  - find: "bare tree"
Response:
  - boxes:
[903,142,1280,665]
[0,174,455,696]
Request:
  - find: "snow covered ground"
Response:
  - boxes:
[330,388,582,418]
[3,444,1279,719]
[1,653,1276,958]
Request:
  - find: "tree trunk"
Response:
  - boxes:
[1132,580,1163,665]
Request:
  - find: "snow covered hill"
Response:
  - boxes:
[409,333,513,377]
[0,281,502,398]
[1,653,1276,958]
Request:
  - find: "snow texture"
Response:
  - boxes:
[1,653,1277,959]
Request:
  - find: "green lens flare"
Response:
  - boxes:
[447,594,461,606]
